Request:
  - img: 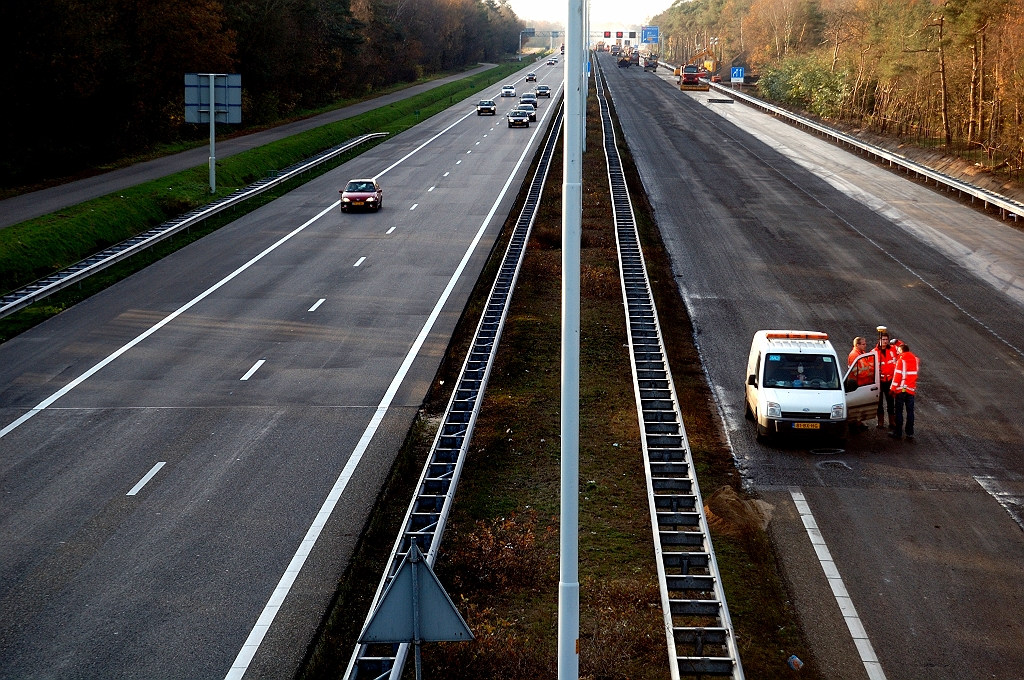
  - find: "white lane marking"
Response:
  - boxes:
[475,141,480,145]
[409,204,418,211]
[466,150,472,154]
[428,186,435,192]
[354,257,366,267]
[224,90,559,680]
[126,462,166,496]
[373,108,476,180]
[974,475,1024,531]
[308,298,325,312]
[456,160,462,165]
[0,202,339,440]
[240,360,265,381]
[443,171,450,177]
[385,227,396,235]
[790,489,887,680]
[483,134,488,138]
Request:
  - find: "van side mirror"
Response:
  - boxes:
[844,378,857,393]
[747,375,757,387]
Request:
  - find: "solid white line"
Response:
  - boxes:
[0,202,340,440]
[126,461,166,496]
[428,187,435,192]
[409,204,418,210]
[385,227,396,235]
[354,257,366,267]
[308,298,325,312]
[974,475,1024,531]
[373,108,476,180]
[224,91,558,680]
[790,489,887,680]
[240,360,265,381]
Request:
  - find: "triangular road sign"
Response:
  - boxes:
[359,542,474,643]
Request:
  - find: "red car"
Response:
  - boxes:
[340,179,382,212]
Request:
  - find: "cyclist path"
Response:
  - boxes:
[0,63,503,230]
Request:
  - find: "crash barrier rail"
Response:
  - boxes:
[595,56,745,679]
[654,59,1024,223]
[343,99,565,680]
[0,133,388,320]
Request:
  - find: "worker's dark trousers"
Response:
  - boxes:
[877,381,894,423]
[894,392,915,436]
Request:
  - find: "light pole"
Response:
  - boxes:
[559,0,583,678]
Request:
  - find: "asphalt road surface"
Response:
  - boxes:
[598,52,1024,679]
[0,65,563,679]
[0,62,516,230]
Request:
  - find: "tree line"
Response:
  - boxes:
[651,0,1024,179]
[1,0,523,187]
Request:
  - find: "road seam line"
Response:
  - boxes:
[224,82,563,679]
[240,360,265,381]
[974,475,1024,531]
[0,202,338,440]
[126,462,166,496]
[790,488,887,680]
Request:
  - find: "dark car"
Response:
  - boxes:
[515,103,537,122]
[526,72,537,82]
[476,99,496,115]
[340,179,382,212]
[536,84,551,97]
[520,93,539,108]
[507,109,530,128]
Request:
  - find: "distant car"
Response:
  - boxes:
[547,58,557,65]
[340,179,382,212]
[711,74,722,83]
[501,85,516,97]
[476,99,496,115]
[536,84,551,97]
[520,93,539,108]
[526,72,537,82]
[515,103,537,122]
[507,109,530,128]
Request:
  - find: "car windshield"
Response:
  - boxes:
[479,100,494,106]
[684,65,699,73]
[762,353,840,390]
[345,182,375,192]
[517,105,532,110]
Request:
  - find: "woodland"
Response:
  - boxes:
[652,0,1024,178]
[1,0,524,186]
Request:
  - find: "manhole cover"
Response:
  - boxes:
[810,448,845,455]
[816,460,852,471]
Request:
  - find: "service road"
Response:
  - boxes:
[0,67,562,679]
[599,52,1024,679]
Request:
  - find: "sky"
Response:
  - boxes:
[506,0,676,28]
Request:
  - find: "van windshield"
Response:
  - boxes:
[762,353,840,390]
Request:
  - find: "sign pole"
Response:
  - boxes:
[208,74,217,194]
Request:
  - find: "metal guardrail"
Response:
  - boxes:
[343,100,564,680]
[596,56,744,679]
[0,133,388,320]
[654,59,1024,223]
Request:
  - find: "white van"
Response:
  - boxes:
[745,330,879,442]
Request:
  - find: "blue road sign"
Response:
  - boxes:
[731,66,745,83]
[642,26,659,44]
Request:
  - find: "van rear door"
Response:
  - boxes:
[843,352,880,422]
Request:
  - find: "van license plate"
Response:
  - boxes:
[793,422,820,430]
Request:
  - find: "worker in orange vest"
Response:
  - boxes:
[889,341,919,440]
[872,331,898,429]
[847,337,873,432]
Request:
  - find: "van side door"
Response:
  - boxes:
[843,352,880,422]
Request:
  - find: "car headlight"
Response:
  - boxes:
[831,403,845,419]
[766,402,781,418]
[341,197,350,202]
[366,196,376,201]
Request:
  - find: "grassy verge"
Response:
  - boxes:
[299,77,818,679]
[0,61,532,303]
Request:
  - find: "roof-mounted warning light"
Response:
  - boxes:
[765,331,829,340]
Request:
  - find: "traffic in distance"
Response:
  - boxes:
[483,81,547,129]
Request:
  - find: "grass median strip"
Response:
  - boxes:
[0,61,531,343]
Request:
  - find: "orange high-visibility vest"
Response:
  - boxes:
[893,351,919,394]
[873,345,897,381]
